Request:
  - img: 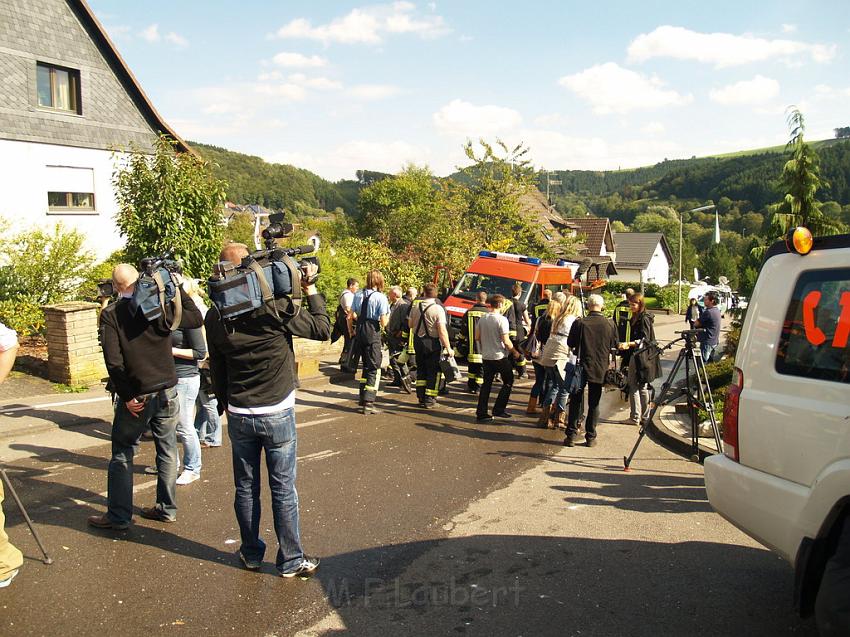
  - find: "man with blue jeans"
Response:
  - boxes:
[696,290,722,362]
[89,264,202,530]
[172,325,206,484]
[206,244,330,577]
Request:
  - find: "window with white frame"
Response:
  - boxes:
[46,166,96,213]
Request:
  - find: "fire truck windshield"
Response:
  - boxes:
[452,273,531,303]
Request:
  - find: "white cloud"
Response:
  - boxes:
[140,24,160,42]
[270,2,450,44]
[533,112,567,127]
[627,25,836,67]
[348,84,402,100]
[139,24,188,48]
[781,24,797,34]
[709,75,780,105]
[433,99,522,137]
[641,121,666,134]
[255,83,308,100]
[266,139,431,181]
[272,52,328,68]
[559,62,692,114]
[289,74,343,90]
[165,32,189,48]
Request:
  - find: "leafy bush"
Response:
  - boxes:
[77,250,128,301]
[0,298,46,336]
[603,281,661,297]
[0,222,95,306]
[704,357,734,391]
[113,135,227,278]
[655,284,689,313]
[222,212,256,248]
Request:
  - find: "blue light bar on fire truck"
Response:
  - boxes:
[478,250,542,265]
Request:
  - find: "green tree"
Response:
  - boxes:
[835,126,850,139]
[113,135,228,277]
[701,243,740,287]
[222,212,256,248]
[459,139,550,257]
[768,108,842,235]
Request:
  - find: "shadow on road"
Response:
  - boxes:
[306,534,813,636]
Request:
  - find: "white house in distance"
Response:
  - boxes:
[0,0,189,260]
[610,232,673,287]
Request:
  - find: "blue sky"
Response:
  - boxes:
[91,1,850,181]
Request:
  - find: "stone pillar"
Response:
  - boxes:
[42,302,107,386]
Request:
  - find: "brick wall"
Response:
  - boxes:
[0,0,159,151]
[43,301,107,386]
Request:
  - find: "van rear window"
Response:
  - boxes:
[776,268,850,384]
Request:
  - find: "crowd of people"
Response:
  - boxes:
[0,256,725,589]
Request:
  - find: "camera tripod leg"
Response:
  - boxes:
[0,469,53,565]
[624,350,687,470]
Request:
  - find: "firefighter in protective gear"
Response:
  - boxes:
[613,288,635,370]
[386,286,412,393]
[502,284,529,378]
[350,270,391,414]
[408,283,452,408]
[462,290,489,393]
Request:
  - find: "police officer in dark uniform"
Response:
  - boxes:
[462,290,489,393]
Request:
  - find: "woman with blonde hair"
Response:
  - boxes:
[537,293,581,428]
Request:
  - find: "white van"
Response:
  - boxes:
[703,230,850,632]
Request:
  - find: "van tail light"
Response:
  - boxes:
[722,367,743,462]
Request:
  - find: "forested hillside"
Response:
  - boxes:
[189,142,359,216]
[544,138,850,208]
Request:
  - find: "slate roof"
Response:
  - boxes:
[612,232,673,269]
[563,217,615,257]
[70,0,192,153]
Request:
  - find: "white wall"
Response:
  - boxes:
[0,139,126,261]
[609,243,671,287]
[644,243,670,286]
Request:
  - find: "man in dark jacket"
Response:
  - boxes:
[462,291,489,393]
[205,243,330,578]
[565,294,619,447]
[89,263,203,530]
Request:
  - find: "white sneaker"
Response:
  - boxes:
[176,470,200,485]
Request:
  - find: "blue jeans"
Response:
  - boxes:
[542,364,572,412]
[107,387,179,524]
[530,362,546,398]
[175,376,202,474]
[194,389,221,446]
[700,341,717,363]
[228,408,304,572]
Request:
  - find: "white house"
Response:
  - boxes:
[0,0,189,260]
[610,232,673,287]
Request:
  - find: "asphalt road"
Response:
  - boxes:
[1,361,816,636]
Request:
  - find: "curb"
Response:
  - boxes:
[648,406,718,463]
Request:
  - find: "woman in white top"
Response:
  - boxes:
[537,294,582,428]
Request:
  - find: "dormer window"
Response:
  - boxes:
[37,63,81,114]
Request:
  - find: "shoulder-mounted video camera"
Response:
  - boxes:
[130,249,182,324]
[208,213,321,321]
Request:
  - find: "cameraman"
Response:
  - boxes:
[89,263,203,530]
[205,243,329,578]
[696,291,721,362]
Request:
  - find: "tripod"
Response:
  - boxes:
[1,468,53,565]
[623,332,722,470]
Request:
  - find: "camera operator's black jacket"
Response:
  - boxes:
[205,294,330,411]
[100,290,203,401]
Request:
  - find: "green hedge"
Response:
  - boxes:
[603,280,662,297]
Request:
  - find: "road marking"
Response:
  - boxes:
[296,416,342,429]
[0,396,111,414]
[298,449,342,461]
